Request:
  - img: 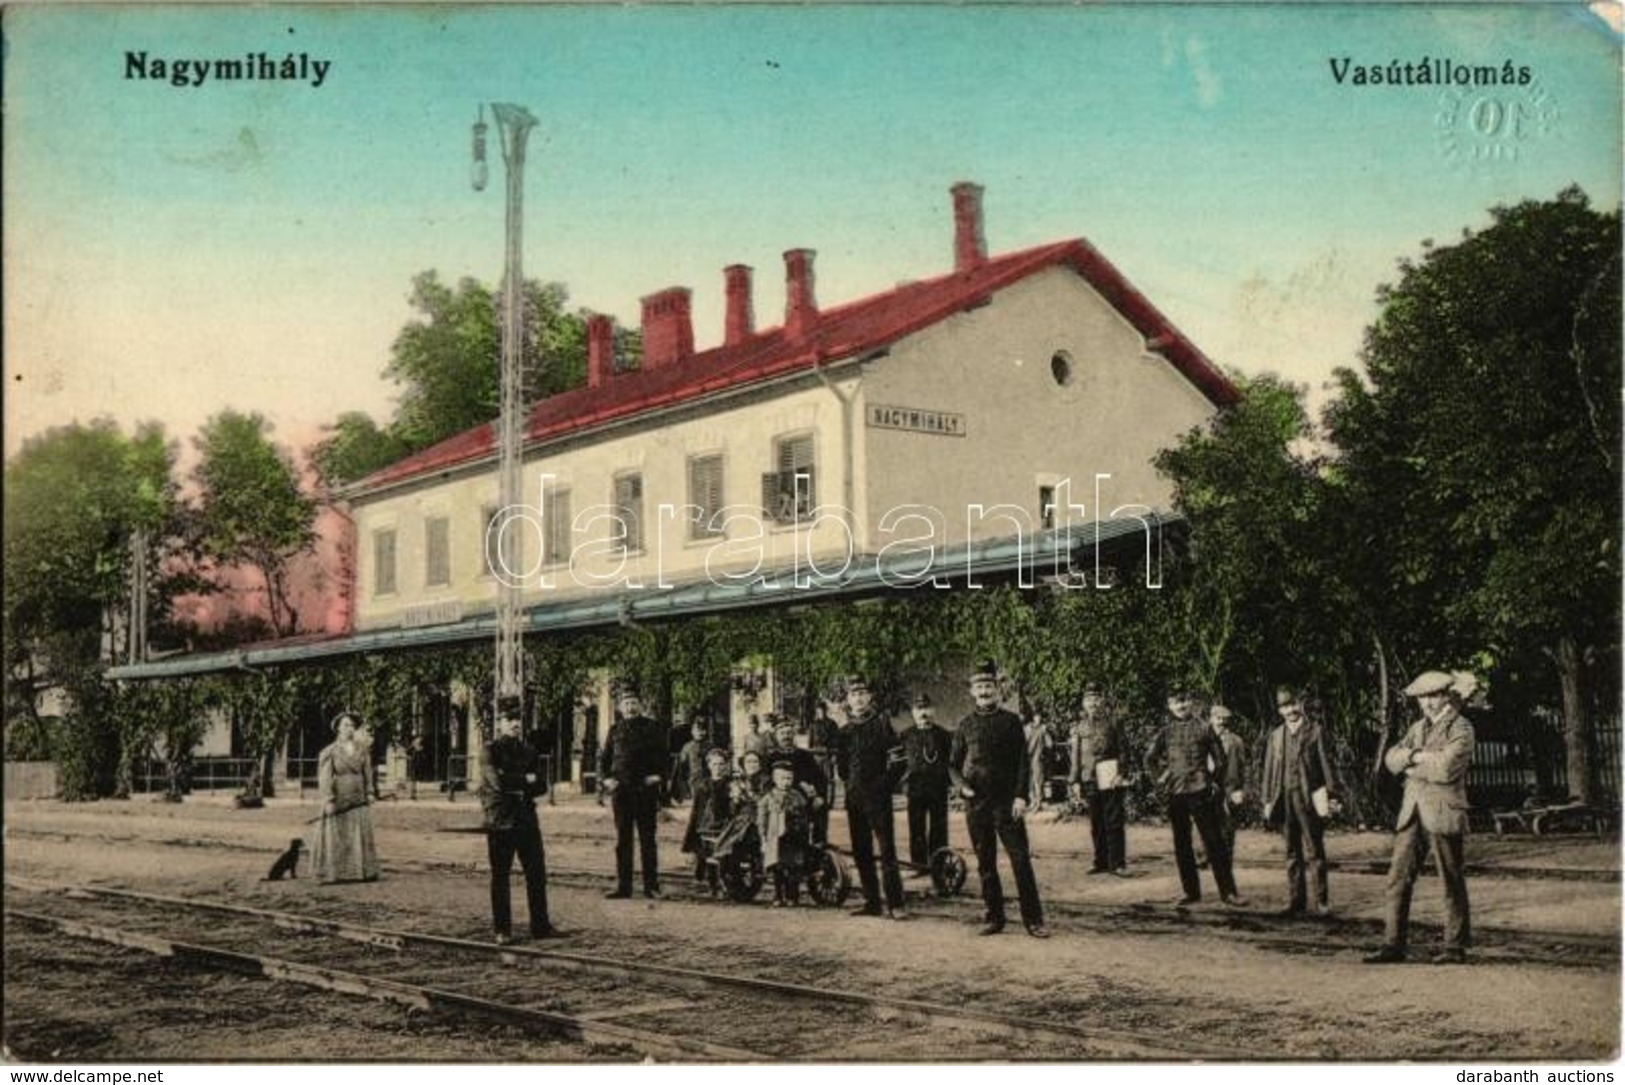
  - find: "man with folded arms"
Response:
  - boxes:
[1365,670,1474,964]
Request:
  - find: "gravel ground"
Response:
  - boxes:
[3,795,1619,1063]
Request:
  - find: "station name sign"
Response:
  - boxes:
[402,600,465,629]
[866,403,967,438]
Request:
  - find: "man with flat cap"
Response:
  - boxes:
[1259,689,1339,916]
[1366,670,1474,964]
[599,680,668,899]
[834,674,909,919]
[1068,683,1129,876]
[950,661,1048,937]
[1207,702,1252,870]
[902,692,953,872]
[479,697,561,944]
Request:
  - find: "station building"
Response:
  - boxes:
[111,183,1235,796]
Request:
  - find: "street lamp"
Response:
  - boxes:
[473,102,539,717]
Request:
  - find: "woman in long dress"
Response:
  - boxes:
[312,712,380,884]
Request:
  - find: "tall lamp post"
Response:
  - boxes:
[472,102,539,720]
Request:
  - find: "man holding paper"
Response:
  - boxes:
[1260,688,1340,917]
[1068,683,1129,877]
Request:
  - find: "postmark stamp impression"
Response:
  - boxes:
[1435,77,1560,165]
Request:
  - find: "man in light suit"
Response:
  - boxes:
[1365,670,1474,964]
[1259,689,1339,916]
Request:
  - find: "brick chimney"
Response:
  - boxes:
[952,182,986,272]
[586,314,615,388]
[639,287,694,369]
[724,264,755,347]
[784,249,817,340]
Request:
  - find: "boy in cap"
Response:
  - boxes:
[479,697,561,944]
[1068,683,1129,876]
[1259,689,1339,916]
[764,712,830,843]
[1146,689,1247,907]
[758,757,813,906]
[599,680,668,900]
[1365,670,1474,964]
[902,692,953,872]
[834,674,909,919]
[950,662,1048,937]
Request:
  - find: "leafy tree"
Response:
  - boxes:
[310,272,643,488]
[1325,188,1621,803]
[308,412,413,493]
[4,421,188,796]
[192,411,317,639]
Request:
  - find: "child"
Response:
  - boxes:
[683,748,733,894]
[758,758,813,906]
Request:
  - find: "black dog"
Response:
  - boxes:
[263,838,304,881]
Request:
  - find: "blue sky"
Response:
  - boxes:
[5,4,1620,461]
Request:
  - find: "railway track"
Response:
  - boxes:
[6,877,1257,1060]
[9,823,1617,969]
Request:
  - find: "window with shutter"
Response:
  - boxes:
[544,490,572,567]
[373,529,397,596]
[613,474,643,553]
[763,434,816,524]
[688,454,725,539]
[425,517,451,587]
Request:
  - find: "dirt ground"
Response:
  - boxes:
[3,793,1619,1063]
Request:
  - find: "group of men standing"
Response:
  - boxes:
[474,662,1476,965]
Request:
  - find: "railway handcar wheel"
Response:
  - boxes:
[930,847,968,897]
[806,847,851,906]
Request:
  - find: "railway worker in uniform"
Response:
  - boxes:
[1259,689,1339,917]
[1365,670,1474,965]
[1146,689,1247,908]
[599,680,668,900]
[479,697,560,944]
[834,674,909,919]
[1068,683,1129,877]
[1207,703,1252,868]
[902,693,952,873]
[950,662,1049,938]
[764,713,829,843]
[312,711,380,884]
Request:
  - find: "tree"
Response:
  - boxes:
[309,272,643,488]
[4,421,188,797]
[192,411,317,639]
[1325,188,1622,803]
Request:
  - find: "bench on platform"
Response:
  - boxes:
[1491,800,1616,837]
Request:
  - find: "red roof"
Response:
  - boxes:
[353,238,1237,494]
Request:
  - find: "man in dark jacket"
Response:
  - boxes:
[903,693,952,870]
[479,698,561,944]
[1067,682,1129,876]
[599,681,668,899]
[1147,690,1248,908]
[950,662,1048,938]
[764,713,830,843]
[834,674,908,919]
[1260,688,1339,916]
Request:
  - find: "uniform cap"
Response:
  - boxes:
[495,695,523,718]
[912,692,933,709]
[769,712,793,729]
[769,757,795,772]
[613,678,642,699]
[1403,670,1455,697]
[1275,687,1300,708]
[970,660,1000,684]
[1082,682,1104,696]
